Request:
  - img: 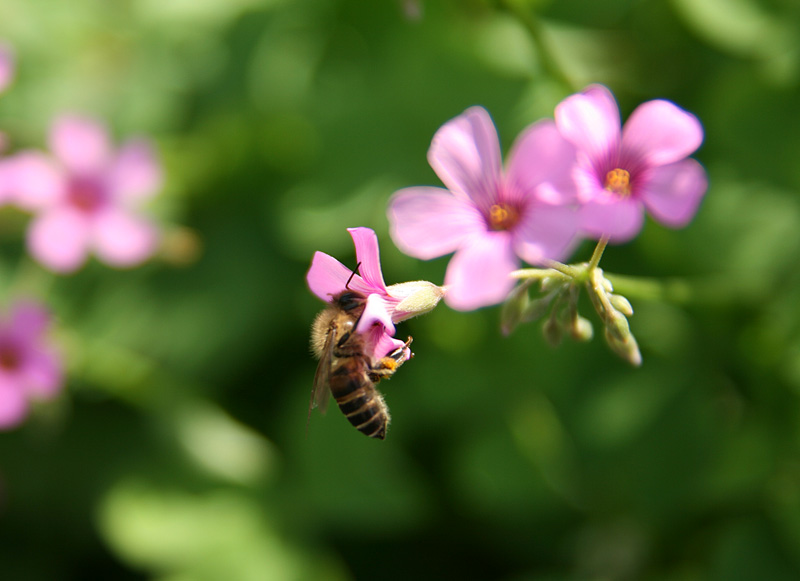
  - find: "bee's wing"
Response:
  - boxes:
[309,323,336,417]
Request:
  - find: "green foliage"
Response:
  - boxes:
[2,0,800,579]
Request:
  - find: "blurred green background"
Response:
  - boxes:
[1,0,800,579]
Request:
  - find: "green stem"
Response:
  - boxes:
[541,260,582,279]
[587,236,609,272]
[511,266,572,281]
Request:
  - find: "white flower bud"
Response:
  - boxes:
[604,326,642,367]
[388,280,446,321]
[609,294,634,317]
[606,310,631,343]
[570,316,593,342]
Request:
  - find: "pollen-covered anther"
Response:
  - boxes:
[605,168,632,196]
[489,203,520,231]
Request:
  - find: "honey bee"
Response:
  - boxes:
[310,289,412,439]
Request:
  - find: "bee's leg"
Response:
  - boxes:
[388,336,413,361]
[369,337,413,382]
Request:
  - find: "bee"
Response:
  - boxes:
[310,289,412,439]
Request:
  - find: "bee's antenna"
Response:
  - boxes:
[345,262,362,289]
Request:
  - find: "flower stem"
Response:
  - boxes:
[587,235,609,272]
[541,260,582,279]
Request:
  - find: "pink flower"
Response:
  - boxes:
[387,107,580,311]
[0,301,63,430]
[307,227,443,359]
[6,115,163,273]
[555,84,708,242]
[0,43,14,94]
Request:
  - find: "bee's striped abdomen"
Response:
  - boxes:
[329,362,389,439]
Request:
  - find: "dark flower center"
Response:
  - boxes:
[604,168,632,197]
[488,203,520,231]
[68,178,106,213]
[0,343,21,372]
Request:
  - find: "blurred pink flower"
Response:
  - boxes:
[555,84,708,242]
[0,301,63,430]
[388,107,580,311]
[0,43,14,93]
[6,115,163,272]
[307,227,443,359]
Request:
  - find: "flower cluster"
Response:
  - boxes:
[380,84,707,364]
[388,84,707,312]
[4,116,163,273]
[0,43,167,428]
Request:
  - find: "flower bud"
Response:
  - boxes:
[522,293,558,324]
[501,281,531,335]
[608,293,633,317]
[540,276,563,293]
[604,327,642,367]
[598,269,613,293]
[389,280,446,321]
[605,309,631,343]
[570,316,593,342]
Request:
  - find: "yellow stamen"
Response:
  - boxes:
[489,203,519,231]
[605,168,632,197]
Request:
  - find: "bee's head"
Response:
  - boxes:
[335,290,366,312]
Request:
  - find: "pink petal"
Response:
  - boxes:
[0,378,28,430]
[387,187,484,260]
[306,251,375,302]
[370,331,409,362]
[513,203,580,265]
[640,159,708,228]
[355,294,395,335]
[49,115,112,175]
[572,162,606,204]
[92,209,158,267]
[28,209,92,273]
[307,252,353,301]
[108,139,163,202]
[579,197,645,243]
[20,348,62,399]
[555,85,621,163]
[348,227,387,292]
[0,43,14,93]
[4,151,65,210]
[444,231,518,311]
[622,100,704,167]
[9,301,50,341]
[428,106,503,207]
[506,120,577,204]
